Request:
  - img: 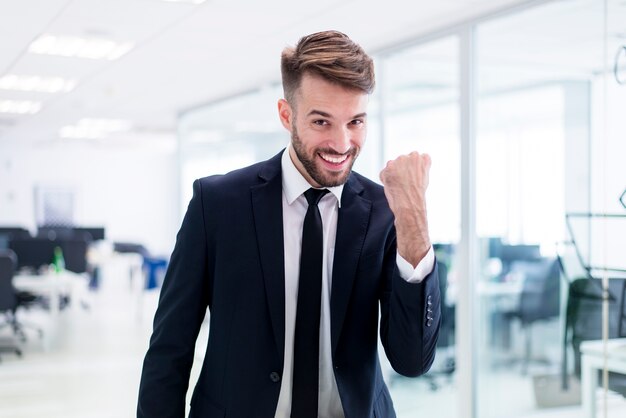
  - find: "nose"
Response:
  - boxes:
[330,125,351,154]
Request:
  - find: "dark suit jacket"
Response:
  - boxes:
[137,150,441,418]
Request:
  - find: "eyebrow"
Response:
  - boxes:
[306,109,367,119]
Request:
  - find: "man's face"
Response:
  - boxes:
[278,73,369,188]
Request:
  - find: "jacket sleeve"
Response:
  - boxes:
[378,232,441,377]
[137,179,212,418]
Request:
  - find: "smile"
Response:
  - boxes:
[319,152,349,164]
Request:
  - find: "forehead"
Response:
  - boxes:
[295,73,369,117]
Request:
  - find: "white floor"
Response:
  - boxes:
[1,273,625,418]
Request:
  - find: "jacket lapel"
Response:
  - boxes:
[330,174,371,355]
[250,151,285,363]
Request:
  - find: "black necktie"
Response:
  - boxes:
[292,188,328,418]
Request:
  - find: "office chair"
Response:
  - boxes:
[563,277,626,397]
[1,248,45,344]
[0,250,23,359]
[503,257,561,374]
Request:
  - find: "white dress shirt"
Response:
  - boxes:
[274,147,435,418]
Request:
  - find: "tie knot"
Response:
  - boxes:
[304,188,328,206]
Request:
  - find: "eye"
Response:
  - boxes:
[313,119,329,126]
[350,119,364,126]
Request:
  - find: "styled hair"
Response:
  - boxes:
[281,30,375,103]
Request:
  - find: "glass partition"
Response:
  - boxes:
[475,0,626,417]
[178,84,287,217]
[380,35,460,417]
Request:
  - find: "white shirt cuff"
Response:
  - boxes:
[396,246,435,283]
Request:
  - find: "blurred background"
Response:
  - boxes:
[0,0,625,417]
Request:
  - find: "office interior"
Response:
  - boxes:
[0,0,625,417]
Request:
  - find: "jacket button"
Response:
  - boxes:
[269,372,281,383]
[426,318,433,327]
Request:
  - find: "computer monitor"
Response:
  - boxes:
[37,225,74,240]
[73,227,105,241]
[499,244,541,263]
[60,238,89,273]
[8,237,56,271]
[0,226,31,249]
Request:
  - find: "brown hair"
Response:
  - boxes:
[281,30,375,103]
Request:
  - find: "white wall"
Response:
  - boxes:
[0,137,179,256]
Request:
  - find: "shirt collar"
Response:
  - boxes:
[281,145,344,208]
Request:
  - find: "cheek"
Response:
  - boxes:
[353,129,367,147]
[299,128,326,147]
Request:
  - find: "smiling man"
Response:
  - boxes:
[138,30,441,418]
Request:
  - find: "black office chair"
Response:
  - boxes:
[503,257,561,374]
[0,250,23,359]
[0,244,46,341]
[563,277,626,397]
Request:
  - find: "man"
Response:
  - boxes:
[138,30,440,418]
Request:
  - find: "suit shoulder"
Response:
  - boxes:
[195,151,282,194]
[197,161,261,189]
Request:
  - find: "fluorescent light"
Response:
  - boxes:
[59,118,132,139]
[0,100,42,114]
[0,74,77,93]
[160,0,207,4]
[29,34,134,61]
[59,125,105,139]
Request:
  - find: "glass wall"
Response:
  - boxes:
[379,36,460,417]
[474,1,626,417]
[177,83,287,216]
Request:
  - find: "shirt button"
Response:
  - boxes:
[269,372,281,383]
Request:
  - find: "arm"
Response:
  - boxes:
[378,152,441,376]
[137,179,212,418]
[378,233,441,377]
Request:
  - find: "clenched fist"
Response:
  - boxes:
[379,152,432,267]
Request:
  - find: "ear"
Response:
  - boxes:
[277,99,293,131]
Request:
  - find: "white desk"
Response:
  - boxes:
[581,338,626,418]
[13,270,87,315]
[13,270,88,348]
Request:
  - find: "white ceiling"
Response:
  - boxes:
[0,0,528,145]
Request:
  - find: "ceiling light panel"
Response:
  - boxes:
[28,34,134,60]
[0,99,42,114]
[160,0,207,4]
[59,118,132,139]
[0,74,77,93]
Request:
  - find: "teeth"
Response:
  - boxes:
[320,153,348,164]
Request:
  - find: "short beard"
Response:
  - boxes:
[291,123,358,187]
